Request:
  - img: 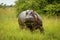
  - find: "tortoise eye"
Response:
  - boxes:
[26,12,28,15]
[30,12,32,15]
[30,12,35,16]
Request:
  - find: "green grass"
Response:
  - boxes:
[0,7,60,40]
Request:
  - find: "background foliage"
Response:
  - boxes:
[15,0,60,16]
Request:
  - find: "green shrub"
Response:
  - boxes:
[15,0,60,16]
[43,4,60,16]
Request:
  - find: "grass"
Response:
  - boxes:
[0,7,60,40]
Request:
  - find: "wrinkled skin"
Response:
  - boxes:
[18,10,44,33]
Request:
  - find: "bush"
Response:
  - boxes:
[15,0,60,16]
[43,4,60,16]
[15,0,47,13]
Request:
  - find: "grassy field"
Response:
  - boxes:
[0,7,60,40]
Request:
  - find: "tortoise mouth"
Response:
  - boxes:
[24,20,34,25]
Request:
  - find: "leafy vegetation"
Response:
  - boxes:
[15,0,60,16]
